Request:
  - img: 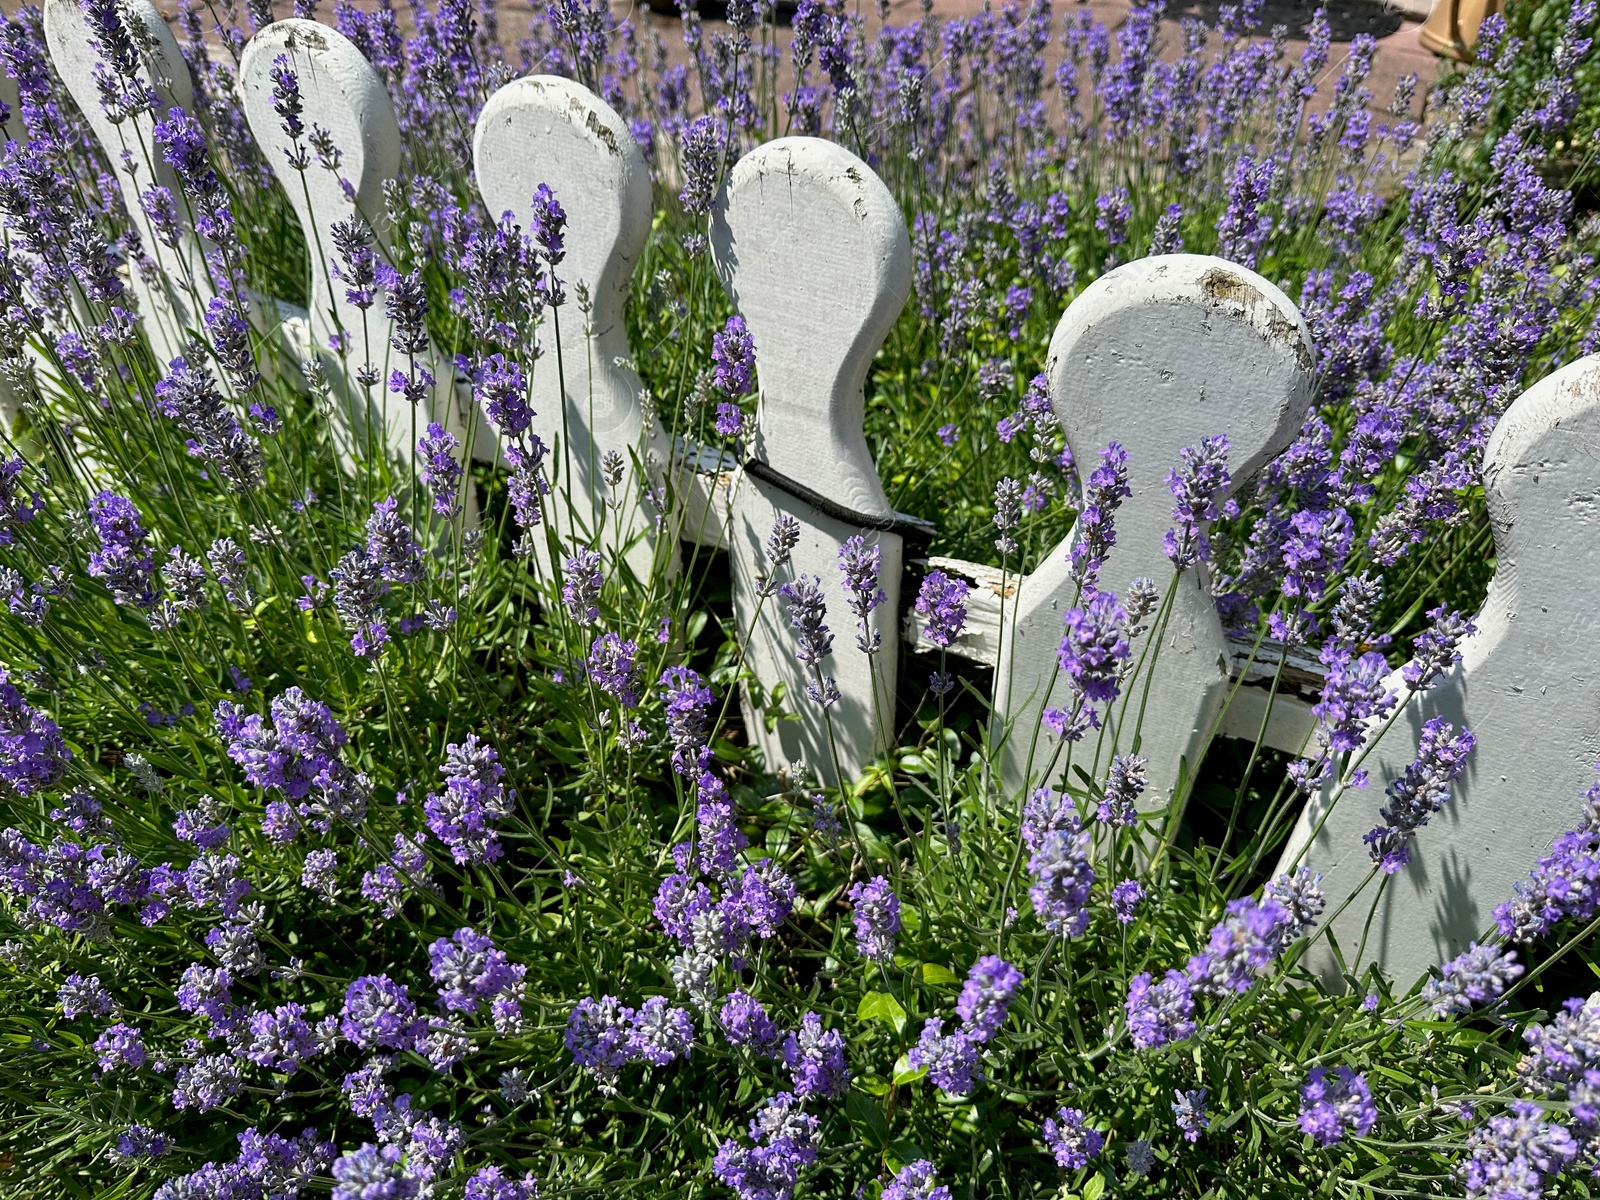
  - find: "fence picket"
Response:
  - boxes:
[710,137,912,783]
[238,19,475,504]
[43,0,219,373]
[472,75,667,585]
[1282,353,1600,989]
[991,255,1314,822]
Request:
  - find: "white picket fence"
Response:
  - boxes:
[30,0,1600,990]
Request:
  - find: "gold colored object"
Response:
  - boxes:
[1418,0,1504,61]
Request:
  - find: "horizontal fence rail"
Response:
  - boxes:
[32,0,1600,988]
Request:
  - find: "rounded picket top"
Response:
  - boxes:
[1284,352,1600,989]
[710,136,912,521]
[1046,254,1315,567]
[44,0,193,119]
[238,20,402,232]
[994,254,1316,807]
[472,75,652,440]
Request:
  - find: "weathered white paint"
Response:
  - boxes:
[711,138,911,783]
[1283,354,1600,989]
[239,19,475,491]
[991,255,1315,814]
[472,75,667,585]
[44,0,216,371]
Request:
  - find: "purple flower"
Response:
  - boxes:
[720,991,781,1056]
[1298,1066,1377,1146]
[566,995,632,1084]
[1463,1101,1577,1200]
[1402,605,1476,690]
[848,877,900,962]
[956,955,1023,1043]
[172,1053,242,1111]
[475,355,531,439]
[215,687,364,831]
[562,548,603,625]
[423,735,515,865]
[1217,152,1275,267]
[695,766,748,876]
[341,975,420,1051]
[1126,970,1196,1049]
[779,575,833,667]
[301,847,338,898]
[87,491,156,610]
[882,1159,952,1200]
[908,1017,978,1095]
[713,315,756,396]
[1364,717,1476,873]
[678,116,728,216]
[916,570,970,649]
[838,536,886,653]
[154,356,263,490]
[0,672,70,795]
[331,1143,419,1200]
[245,1002,319,1073]
[1097,753,1146,826]
[713,1091,819,1200]
[627,996,694,1066]
[783,1012,850,1098]
[384,268,430,357]
[1172,1087,1210,1141]
[588,633,640,706]
[464,1166,540,1200]
[0,457,38,544]
[1163,435,1232,569]
[714,403,744,439]
[361,834,430,920]
[1094,187,1130,245]
[1044,1106,1103,1169]
[428,927,521,1014]
[1069,444,1131,586]
[93,1022,145,1072]
[1185,895,1295,996]
[60,973,115,1019]
[1310,649,1395,755]
[1112,878,1146,923]
[530,182,566,267]
[937,424,959,447]
[660,666,715,776]
[112,1125,170,1160]
[417,423,464,518]
[1058,590,1129,704]
[1029,822,1095,937]
[176,962,233,1030]
[235,1128,334,1200]
[1422,943,1522,1017]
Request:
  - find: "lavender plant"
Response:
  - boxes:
[1,0,1600,1197]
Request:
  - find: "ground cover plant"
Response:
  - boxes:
[4,0,1600,1197]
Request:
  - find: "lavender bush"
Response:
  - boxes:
[2,0,1600,1197]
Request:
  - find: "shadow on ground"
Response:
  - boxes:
[1167,0,1405,40]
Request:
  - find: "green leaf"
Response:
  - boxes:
[1082,1175,1107,1200]
[858,990,908,1034]
[921,963,960,986]
[845,1091,893,1147]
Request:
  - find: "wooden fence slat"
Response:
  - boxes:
[472,75,666,584]
[239,19,475,496]
[1283,353,1600,988]
[711,137,912,783]
[991,255,1315,819]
